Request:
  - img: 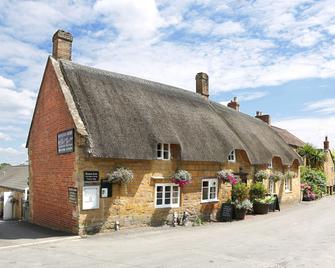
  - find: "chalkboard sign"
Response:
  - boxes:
[100,179,112,198]
[221,203,233,222]
[57,129,74,154]
[68,187,78,204]
[84,171,99,185]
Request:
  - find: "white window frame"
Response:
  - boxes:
[157,143,170,160]
[267,161,273,169]
[228,150,236,163]
[201,178,218,203]
[155,183,180,208]
[285,177,292,193]
[269,180,276,194]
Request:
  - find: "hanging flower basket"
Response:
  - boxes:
[284,171,296,180]
[254,170,270,182]
[107,167,134,184]
[171,169,192,187]
[217,169,238,185]
[269,171,284,182]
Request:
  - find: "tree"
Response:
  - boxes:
[0,163,11,170]
[298,144,325,170]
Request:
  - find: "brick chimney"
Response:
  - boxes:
[255,111,271,125]
[195,72,209,100]
[324,136,330,151]
[227,97,240,111]
[52,30,73,61]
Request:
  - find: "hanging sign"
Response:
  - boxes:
[57,129,74,154]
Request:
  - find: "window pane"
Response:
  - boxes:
[156,199,163,205]
[157,143,162,150]
[163,151,169,159]
[173,186,178,192]
[165,198,171,204]
[202,188,208,200]
[210,188,216,199]
[157,186,163,192]
[164,144,169,150]
[172,198,178,204]
[203,181,209,187]
[157,150,162,158]
[172,191,178,197]
[157,192,163,199]
[165,186,171,192]
[165,192,171,198]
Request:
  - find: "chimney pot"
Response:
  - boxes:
[324,136,330,151]
[52,30,73,60]
[255,112,271,125]
[195,72,209,100]
[227,96,240,111]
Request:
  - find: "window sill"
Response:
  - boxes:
[155,205,179,209]
[285,190,292,194]
[201,199,219,204]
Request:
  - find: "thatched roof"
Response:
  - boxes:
[272,126,305,148]
[0,165,29,192]
[59,59,301,165]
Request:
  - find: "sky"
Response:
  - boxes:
[1,0,335,164]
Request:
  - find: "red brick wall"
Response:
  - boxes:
[28,59,78,233]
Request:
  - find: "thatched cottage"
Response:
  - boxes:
[27,30,302,234]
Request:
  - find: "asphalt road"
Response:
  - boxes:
[1,196,335,268]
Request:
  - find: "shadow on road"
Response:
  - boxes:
[0,220,72,240]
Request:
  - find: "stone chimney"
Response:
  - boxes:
[52,30,73,60]
[324,136,330,151]
[227,97,240,111]
[255,111,271,125]
[195,72,209,100]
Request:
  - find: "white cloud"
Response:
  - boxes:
[238,91,268,102]
[0,132,11,141]
[212,21,245,36]
[0,147,27,165]
[94,0,164,40]
[274,116,335,148]
[304,98,335,114]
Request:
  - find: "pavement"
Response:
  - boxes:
[0,196,335,267]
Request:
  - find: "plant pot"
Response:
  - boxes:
[234,208,247,220]
[253,202,269,214]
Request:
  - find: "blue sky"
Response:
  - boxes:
[1,0,335,164]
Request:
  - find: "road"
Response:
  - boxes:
[1,196,335,267]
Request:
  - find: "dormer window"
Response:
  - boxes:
[228,150,236,163]
[157,143,170,160]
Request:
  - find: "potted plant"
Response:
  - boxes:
[249,182,271,214]
[171,169,192,187]
[231,182,251,220]
[254,170,269,183]
[107,167,134,184]
[269,171,284,183]
[217,169,239,185]
[232,199,253,220]
[253,196,276,214]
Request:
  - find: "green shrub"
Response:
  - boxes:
[231,183,249,201]
[301,167,327,197]
[249,182,266,201]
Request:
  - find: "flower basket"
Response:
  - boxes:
[217,169,238,185]
[254,170,269,182]
[171,169,192,187]
[232,199,252,220]
[107,167,134,184]
[269,171,284,182]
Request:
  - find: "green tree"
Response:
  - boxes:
[298,144,326,170]
[0,163,10,170]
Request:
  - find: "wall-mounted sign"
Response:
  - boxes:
[100,179,112,198]
[57,129,74,154]
[82,186,100,210]
[68,187,78,204]
[84,171,99,185]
